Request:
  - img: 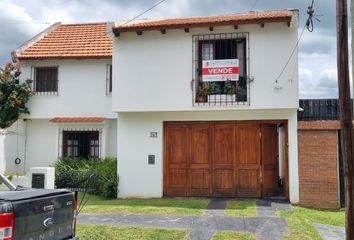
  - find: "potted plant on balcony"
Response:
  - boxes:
[196,82,209,103]
[236,77,247,102]
[224,80,236,102]
[207,82,222,102]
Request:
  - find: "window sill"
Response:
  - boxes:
[33,91,59,96]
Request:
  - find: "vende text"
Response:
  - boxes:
[202,67,238,75]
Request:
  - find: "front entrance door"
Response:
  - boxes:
[261,124,279,197]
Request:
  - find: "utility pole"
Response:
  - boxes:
[337,0,354,239]
[352,0,354,116]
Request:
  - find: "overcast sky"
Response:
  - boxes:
[0,0,343,98]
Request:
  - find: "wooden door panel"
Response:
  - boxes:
[238,169,260,197]
[191,126,209,164]
[213,169,234,196]
[214,125,234,164]
[190,124,211,196]
[191,170,209,188]
[164,124,189,196]
[191,170,210,196]
[167,170,187,196]
[262,124,278,197]
[213,124,235,196]
[214,170,233,189]
[236,124,261,197]
[238,126,260,165]
[169,127,188,164]
[169,170,187,188]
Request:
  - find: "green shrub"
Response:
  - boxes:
[96,158,118,198]
[53,157,118,199]
[53,157,98,171]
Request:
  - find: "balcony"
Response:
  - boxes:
[193,77,249,106]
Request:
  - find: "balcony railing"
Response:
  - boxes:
[193,77,250,106]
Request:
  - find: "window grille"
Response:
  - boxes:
[192,33,250,106]
[58,128,102,158]
[32,67,59,95]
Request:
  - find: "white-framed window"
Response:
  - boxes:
[59,129,101,158]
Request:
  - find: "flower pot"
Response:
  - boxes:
[196,96,207,103]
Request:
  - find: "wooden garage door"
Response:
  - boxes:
[164,122,278,197]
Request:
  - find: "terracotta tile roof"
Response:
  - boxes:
[113,10,294,35]
[50,117,106,123]
[16,23,112,60]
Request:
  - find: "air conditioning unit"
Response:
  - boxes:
[30,167,55,189]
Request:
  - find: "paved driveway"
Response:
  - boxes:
[78,199,291,240]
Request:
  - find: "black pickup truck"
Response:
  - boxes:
[0,174,78,240]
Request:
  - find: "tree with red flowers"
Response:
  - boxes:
[0,62,32,129]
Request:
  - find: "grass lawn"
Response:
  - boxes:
[278,206,344,239]
[77,224,188,240]
[77,193,209,216]
[224,199,257,217]
[212,231,256,240]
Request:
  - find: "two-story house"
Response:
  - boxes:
[7,22,117,173]
[4,9,301,204]
[112,10,300,203]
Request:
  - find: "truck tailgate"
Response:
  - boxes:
[11,192,75,240]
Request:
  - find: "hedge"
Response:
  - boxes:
[53,157,118,199]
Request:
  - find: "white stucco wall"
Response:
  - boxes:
[18,59,115,118]
[0,120,26,174]
[117,110,299,203]
[112,22,298,112]
[8,119,118,172]
[1,59,117,174]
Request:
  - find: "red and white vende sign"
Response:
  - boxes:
[202,59,239,82]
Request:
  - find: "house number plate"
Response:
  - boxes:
[150,132,158,138]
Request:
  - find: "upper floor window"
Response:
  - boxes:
[106,64,112,94]
[193,33,249,106]
[33,67,58,94]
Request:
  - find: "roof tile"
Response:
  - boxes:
[49,117,106,123]
[113,10,294,34]
[17,23,112,60]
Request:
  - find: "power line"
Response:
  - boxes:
[274,24,306,83]
[249,0,260,12]
[274,0,319,83]
[306,0,321,32]
[118,0,168,27]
